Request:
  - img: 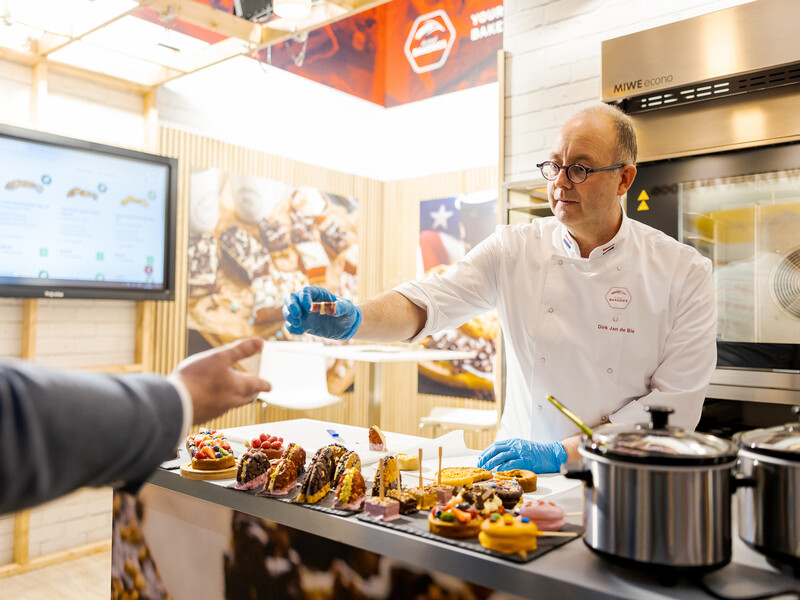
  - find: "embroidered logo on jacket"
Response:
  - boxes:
[605,287,631,309]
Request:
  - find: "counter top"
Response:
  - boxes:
[149,419,800,600]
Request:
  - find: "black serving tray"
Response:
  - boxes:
[356,512,582,563]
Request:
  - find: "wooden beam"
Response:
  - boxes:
[0,539,110,579]
[144,89,159,153]
[135,302,155,372]
[74,364,146,373]
[145,0,261,44]
[12,512,30,567]
[20,300,37,360]
[30,62,47,128]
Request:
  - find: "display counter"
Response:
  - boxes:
[115,419,800,600]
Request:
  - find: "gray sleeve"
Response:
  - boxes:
[0,361,183,515]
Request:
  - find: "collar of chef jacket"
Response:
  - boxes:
[556,209,630,260]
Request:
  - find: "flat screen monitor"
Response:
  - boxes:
[0,124,177,300]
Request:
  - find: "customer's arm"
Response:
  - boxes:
[0,337,270,515]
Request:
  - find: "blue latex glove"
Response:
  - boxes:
[282,286,362,341]
[476,438,567,474]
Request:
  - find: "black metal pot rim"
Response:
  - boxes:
[584,443,739,466]
[737,445,800,463]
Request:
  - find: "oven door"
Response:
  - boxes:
[630,143,800,403]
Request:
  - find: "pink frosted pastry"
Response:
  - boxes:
[363,497,400,521]
[518,500,565,531]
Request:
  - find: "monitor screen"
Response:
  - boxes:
[0,124,177,300]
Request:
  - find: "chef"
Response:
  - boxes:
[283,103,716,473]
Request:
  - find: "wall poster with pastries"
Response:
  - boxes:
[186,168,359,394]
[417,192,499,402]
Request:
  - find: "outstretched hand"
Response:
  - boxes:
[172,337,271,424]
[477,438,567,474]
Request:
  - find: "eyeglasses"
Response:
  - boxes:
[537,161,625,184]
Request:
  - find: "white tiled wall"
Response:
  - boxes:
[27,489,112,557]
[0,58,142,566]
[502,0,756,184]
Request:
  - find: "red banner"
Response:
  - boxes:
[137,0,502,107]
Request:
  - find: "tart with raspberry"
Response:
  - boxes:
[186,429,235,471]
[245,433,285,460]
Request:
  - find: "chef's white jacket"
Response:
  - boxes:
[395,212,716,442]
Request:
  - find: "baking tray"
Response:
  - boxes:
[356,512,582,563]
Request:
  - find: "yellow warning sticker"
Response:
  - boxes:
[636,190,650,211]
[637,190,649,201]
[637,199,649,211]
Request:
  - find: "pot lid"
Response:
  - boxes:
[587,406,738,465]
[734,406,800,459]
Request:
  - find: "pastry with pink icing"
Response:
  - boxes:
[517,500,565,531]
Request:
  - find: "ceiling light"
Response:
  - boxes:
[272,0,311,20]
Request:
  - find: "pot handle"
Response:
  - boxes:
[561,461,593,488]
[731,472,756,491]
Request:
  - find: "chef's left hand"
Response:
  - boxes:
[477,438,567,473]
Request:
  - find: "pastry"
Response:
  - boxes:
[386,490,419,515]
[219,225,272,282]
[258,217,291,253]
[320,217,353,257]
[436,467,492,487]
[234,447,271,491]
[290,186,329,222]
[296,459,330,504]
[494,469,538,493]
[368,425,387,452]
[396,452,419,471]
[429,484,454,505]
[363,497,400,522]
[187,232,218,297]
[311,443,348,481]
[295,241,329,283]
[186,429,235,470]
[310,301,336,315]
[479,513,539,556]
[407,486,437,510]
[246,433,285,460]
[517,500,565,531]
[332,450,361,488]
[290,212,314,243]
[454,486,505,518]
[251,271,309,324]
[475,479,523,510]
[281,442,306,476]
[371,456,401,496]
[332,468,367,511]
[233,185,270,224]
[263,458,299,496]
[427,500,481,539]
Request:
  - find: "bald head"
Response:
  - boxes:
[570,104,638,166]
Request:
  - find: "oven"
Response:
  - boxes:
[602,0,800,421]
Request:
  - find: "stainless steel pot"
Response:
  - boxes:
[564,406,743,573]
[734,406,800,574]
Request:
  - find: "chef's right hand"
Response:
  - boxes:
[282,286,362,341]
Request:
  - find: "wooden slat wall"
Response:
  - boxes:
[153,127,498,448]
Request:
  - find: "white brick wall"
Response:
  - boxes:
[28,488,112,557]
[0,58,141,566]
[503,0,756,184]
[0,515,15,565]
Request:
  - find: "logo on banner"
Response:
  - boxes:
[404,10,456,74]
[605,287,631,309]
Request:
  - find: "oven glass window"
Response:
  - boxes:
[679,170,800,371]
